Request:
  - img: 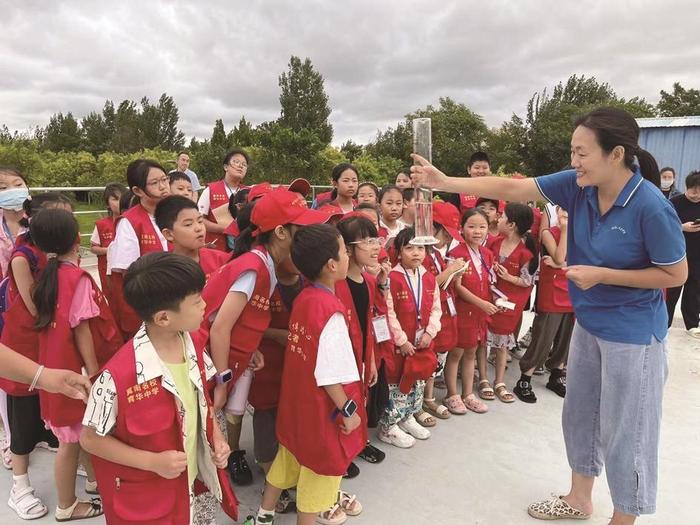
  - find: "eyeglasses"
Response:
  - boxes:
[229,160,248,169]
[350,238,383,248]
[146,176,169,188]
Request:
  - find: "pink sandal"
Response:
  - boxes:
[443,394,467,415]
[462,393,488,413]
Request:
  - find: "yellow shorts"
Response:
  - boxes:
[266,445,341,513]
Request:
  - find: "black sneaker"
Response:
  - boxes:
[228,449,253,486]
[513,380,537,403]
[358,443,386,464]
[546,376,567,398]
[343,461,360,479]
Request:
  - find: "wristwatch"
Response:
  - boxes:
[340,399,358,418]
[216,369,233,385]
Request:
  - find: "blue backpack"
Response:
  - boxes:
[0,245,39,335]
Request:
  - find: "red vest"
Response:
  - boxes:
[90,339,237,524]
[0,242,46,396]
[334,274,378,394]
[39,264,122,427]
[94,216,116,304]
[385,269,437,384]
[537,227,573,313]
[314,190,333,205]
[452,243,494,346]
[199,249,272,382]
[489,238,534,335]
[422,250,457,353]
[248,288,288,411]
[460,195,505,214]
[198,247,231,281]
[112,205,167,339]
[276,286,366,476]
[205,180,233,252]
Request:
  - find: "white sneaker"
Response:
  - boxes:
[510,346,526,360]
[687,328,700,339]
[378,424,415,449]
[398,415,431,440]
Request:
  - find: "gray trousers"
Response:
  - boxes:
[563,323,668,516]
[520,312,574,372]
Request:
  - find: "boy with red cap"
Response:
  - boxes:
[81,253,237,525]
[202,189,331,485]
[246,224,365,525]
[155,196,230,280]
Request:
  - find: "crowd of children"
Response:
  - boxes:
[0,149,573,525]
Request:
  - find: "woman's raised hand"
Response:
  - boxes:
[409,154,448,190]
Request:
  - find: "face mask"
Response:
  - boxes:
[660,180,673,190]
[0,187,29,211]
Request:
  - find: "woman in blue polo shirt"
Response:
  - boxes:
[411,107,686,525]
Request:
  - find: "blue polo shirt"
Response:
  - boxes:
[535,169,686,345]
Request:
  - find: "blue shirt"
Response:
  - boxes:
[535,169,686,344]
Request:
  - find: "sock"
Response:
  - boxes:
[519,373,532,386]
[12,473,30,490]
[257,507,275,523]
[550,368,564,378]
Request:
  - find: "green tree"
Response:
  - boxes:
[340,140,363,162]
[156,93,185,150]
[42,112,83,152]
[487,115,527,174]
[110,100,142,153]
[278,56,333,145]
[81,111,111,156]
[657,83,700,117]
[228,116,257,147]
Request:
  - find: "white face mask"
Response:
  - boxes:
[660,180,673,190]
[0,187,30,211]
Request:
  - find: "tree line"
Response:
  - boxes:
[1,55,699,189]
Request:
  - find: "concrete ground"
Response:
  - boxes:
[1,265,698,524]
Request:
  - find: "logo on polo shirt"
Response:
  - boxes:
[611,226,627,235]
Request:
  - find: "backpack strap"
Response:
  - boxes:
[13,245,39,274]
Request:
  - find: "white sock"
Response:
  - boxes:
[257,507,275,521]
[12,473,30,490]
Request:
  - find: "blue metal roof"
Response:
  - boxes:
[636,116,700,128]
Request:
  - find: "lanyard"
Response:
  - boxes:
[402,266,422,321]
[430,250,443,273]
[468,245,495,284]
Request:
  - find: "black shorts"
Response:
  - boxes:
[6,394,58,455]
[252,408,278,464]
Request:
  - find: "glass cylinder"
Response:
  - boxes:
[411,118,438,245]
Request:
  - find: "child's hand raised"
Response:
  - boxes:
[150,450,188,479]
[340,412,361,435]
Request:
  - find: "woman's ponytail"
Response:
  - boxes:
[636,148,660,188]
[523,232,539,275]
[32,257,60,330]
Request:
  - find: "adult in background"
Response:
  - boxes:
[198,149,249,251]
[667,170,700,335]
[660,166,682,200]
[412,107,686,525]
[170,151,202,201]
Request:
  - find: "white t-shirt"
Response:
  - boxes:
[90,226,100,245]
[380,220,407,239]
[198,182,244,216]
[108,216,168,273]
[314,312,360,387]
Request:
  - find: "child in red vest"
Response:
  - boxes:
[30,208,123,521]
[336,216,390,472]
[248,224,364,525]
[90,183,127,306]
[317,163,358,214]
[0,194,72,519]
[487,203,537,403]
[513,206,572,403]
[420,202,466,420]
[199,149,249,251]
[380,227,441,448]
[155,195,230,280]
[378,184,406,240]
[476,197,502,247]
[449,208,498,412]
[109,160,171,340]
[203,189,330,486]
[81,252,236,525]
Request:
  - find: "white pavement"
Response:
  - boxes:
[1,301,698,524]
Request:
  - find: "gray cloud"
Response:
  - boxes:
[1,0,698,145]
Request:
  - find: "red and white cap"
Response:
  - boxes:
[432,201,464,243]
[251,188,330,235]
[247,182,273,202]
[285,178,312,197]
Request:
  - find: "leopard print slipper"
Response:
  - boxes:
[527,494,591,520]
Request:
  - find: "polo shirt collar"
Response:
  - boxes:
[613,168,644,208]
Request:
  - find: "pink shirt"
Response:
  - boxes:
[68,269,100,328]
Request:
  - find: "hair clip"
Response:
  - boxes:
[46,252,57,259]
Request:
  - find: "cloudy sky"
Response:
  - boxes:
[2,0,698,145]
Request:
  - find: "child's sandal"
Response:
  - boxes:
[317,503,347,524]
[494,383,515,403]
[422,398,450,419]
[414,410,437,427]
[478,380,495,400]
[55,498,103,522]
[337,490,362,516]
[462,393,488,413]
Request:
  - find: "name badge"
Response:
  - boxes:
[446,296,457,317]
[372,315,391,343]
[415,328,426,346]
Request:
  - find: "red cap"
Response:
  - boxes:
[251,188,330,235]
[247,182,273,202]
[432,201,463,242]
[286,178,312,197]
